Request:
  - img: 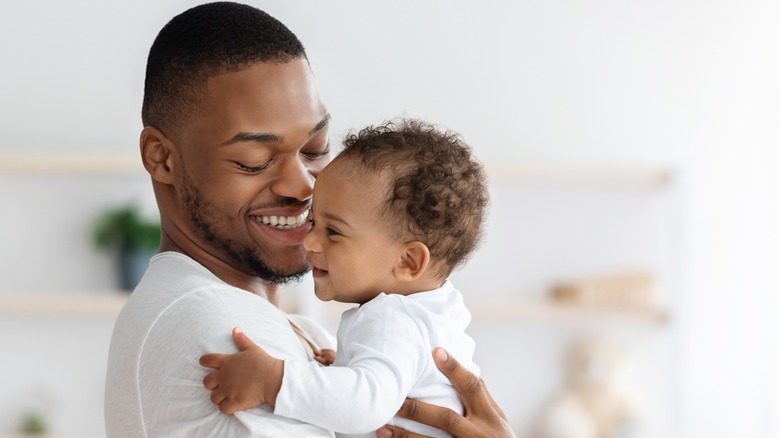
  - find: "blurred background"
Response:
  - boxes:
[1,1,779,437]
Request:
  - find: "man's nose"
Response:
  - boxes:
[271,156,315,201]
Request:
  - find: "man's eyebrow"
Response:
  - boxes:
[220,113,330,147]
[310,113,331,136]
[220,132,280,146]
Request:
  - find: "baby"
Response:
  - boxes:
[200,118,489,437]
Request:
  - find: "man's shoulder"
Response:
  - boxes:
[115,251,297,358]
[127,251,278,317]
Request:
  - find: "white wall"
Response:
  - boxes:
[2,1,779,437]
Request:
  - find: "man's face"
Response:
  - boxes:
[173,59,331,283]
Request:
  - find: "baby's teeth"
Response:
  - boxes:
[286,216,296,225]
[270,216,279,226]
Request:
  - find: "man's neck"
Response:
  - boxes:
[159,234,280,307]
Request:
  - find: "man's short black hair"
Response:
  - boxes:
[142,2,306,136]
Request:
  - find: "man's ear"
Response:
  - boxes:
[140,126,176,184]
[393,241,431,282]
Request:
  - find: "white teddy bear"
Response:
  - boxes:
[532,338,644,438]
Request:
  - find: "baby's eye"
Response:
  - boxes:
[326,227,340,236]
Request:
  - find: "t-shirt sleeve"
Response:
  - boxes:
[274,295,427,434]
[137,287,334,438]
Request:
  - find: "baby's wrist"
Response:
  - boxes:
[264,358,284,407]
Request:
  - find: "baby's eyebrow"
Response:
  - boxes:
[323,211,352,229]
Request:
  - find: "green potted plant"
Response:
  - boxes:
[92,204,161,291]
[20,411,47,436]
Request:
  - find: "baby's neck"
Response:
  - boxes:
[380,276,446,298]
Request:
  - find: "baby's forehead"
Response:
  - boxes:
[324,155,388,188]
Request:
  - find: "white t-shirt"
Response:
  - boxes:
[275,281,480,438]
[105,251,336,438]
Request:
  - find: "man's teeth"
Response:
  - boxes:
[258,211,309,229]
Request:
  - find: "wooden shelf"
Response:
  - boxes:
[0,292,128,317]
[322,299,667,326]
[0,152,671,188]
[484,162,672,189]
[0,293,667,325]
[0,435,102,438]
[467,299,668,325]
[0,435,100,438]
[0,152,145,176]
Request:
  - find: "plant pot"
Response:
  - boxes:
[118,246,155,291]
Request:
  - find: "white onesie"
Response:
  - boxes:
[274,281,480,438]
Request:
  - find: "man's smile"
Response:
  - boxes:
[250,210,309,229]
[249,209,311,245]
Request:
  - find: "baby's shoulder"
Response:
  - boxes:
[353,293,434,330]
[359,292,416,315]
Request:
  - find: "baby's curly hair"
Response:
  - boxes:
[337,119,489,278]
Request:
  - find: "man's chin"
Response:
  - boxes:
[257,264,311,285]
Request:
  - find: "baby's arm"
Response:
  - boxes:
[274,305,425,434]
[200,327,284,415]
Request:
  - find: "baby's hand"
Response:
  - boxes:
[314,348,337,366]
[199,327,283,415]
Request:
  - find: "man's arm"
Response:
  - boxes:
[377,348,516,438]
[137,289,334,437]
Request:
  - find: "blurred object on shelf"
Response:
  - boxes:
[19,411,47,435]
[532,338,645,438]
[91,204,160,291]
[550,272,655,309]
[17,385,59,437]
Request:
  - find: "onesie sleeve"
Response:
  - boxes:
[274,295,427,434]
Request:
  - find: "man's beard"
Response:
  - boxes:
[180,171,309,285]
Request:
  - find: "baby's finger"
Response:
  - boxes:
[218,397,241,415]
[199,353,228,369]
[203,370,219,390]
[231,327,258,352]
[210,388,225,407]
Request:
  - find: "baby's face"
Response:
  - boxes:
[303,160,404,304]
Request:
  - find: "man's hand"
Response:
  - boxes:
[199,327,284,415]
[376,347,516,438]
[314,348,337,366]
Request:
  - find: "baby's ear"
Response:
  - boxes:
[393,241,430,281]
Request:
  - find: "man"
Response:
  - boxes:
[105,3,513,437]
